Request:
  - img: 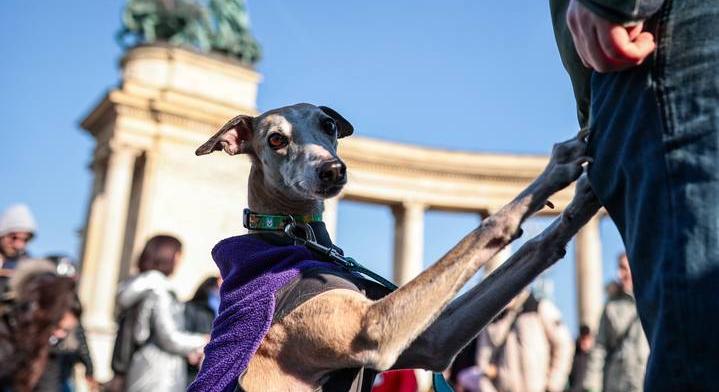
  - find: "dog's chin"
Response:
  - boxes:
[315,183,345,199]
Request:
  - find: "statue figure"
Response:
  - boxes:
[117,0,212,52]
[117,0,262,66]
[208,0,261,65]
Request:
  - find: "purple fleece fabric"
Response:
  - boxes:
[188,235,330,392]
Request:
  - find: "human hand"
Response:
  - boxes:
[85,376,100,392]
[484,364,498,380]
[187,349,204,366]
[566,0,656,72]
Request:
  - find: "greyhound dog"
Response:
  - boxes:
[194,103,601,391]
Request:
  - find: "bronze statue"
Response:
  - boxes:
[117,0,261,66]
[209,0,261,64]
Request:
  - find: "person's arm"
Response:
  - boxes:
[476,330,494,379]
[76,324,94,377]
[116,271,167,311]
[539,301,574,392]
[583,309,610,392]
[148,290,208,355]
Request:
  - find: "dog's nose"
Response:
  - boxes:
[318,160,347,184]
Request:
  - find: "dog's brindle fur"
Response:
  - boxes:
[197,103,601,391]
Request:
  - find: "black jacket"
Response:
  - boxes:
[184,299,215,385]
[184,300,215,335]
[34,324,94,392]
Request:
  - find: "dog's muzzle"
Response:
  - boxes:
[317,159,347,196]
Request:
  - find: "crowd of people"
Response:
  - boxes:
[0,204,92,392]
[446,253,649,392]
[0,205,220,392]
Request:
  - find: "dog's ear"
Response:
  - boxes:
[319,106,354,138]
[196,115,254,156]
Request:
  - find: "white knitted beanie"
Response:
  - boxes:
[0,204,37,238]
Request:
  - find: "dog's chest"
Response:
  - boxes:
[241,267,391,392]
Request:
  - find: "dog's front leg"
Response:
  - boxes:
[393,174,601,371]
[275,133,591,378]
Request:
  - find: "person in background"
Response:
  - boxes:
[0,204,37,293]
[371,370,418,392]
[460,290,574,392]
[33,255,96,392]
[566,324,593,392]
[447,337,479,392]
[184,276,220,385]
[584,254,648,392]
[0,259,76,392]
[34,296,97,392]
[115,235,208,392]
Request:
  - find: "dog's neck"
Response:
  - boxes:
[247,165,324,216]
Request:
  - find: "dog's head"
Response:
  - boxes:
[196,103,353,200]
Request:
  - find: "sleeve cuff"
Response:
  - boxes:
[578,0,664,24]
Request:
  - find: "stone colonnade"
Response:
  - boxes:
[78,45,605,381]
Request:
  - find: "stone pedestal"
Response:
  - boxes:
[78,45,261,381]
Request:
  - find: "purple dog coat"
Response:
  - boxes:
[188,235,331,392]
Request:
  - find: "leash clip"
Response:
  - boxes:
[284,221,358,269]
[283,218,317,244]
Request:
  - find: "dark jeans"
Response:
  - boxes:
[587,0,719,390]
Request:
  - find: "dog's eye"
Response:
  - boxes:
[267,133,289,150]
[322,118,337,136]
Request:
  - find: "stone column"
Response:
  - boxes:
[392,202,425,285]
[80,145,139,331]
[323,196,340,242]
[575,214,603,330]
[78,156,108,304]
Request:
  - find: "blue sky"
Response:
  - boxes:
[0,1,625,332]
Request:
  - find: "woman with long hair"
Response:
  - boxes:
[114,235,208,392]
[0,260,76,392]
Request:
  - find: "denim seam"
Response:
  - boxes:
[651,0,694,387]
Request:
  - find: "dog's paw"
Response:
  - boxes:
[564,173,601,221]
[542,130,591,191]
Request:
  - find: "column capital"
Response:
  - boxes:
[108,141,144,157]
[392,200,427,215]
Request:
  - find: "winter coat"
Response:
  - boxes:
[184,299,216,385]
[476,294,574,392]
[0,254,32,295]
[34,323,94,392]
[583,290,648,392]
[116,271,206,392]
[566,345,590,392]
